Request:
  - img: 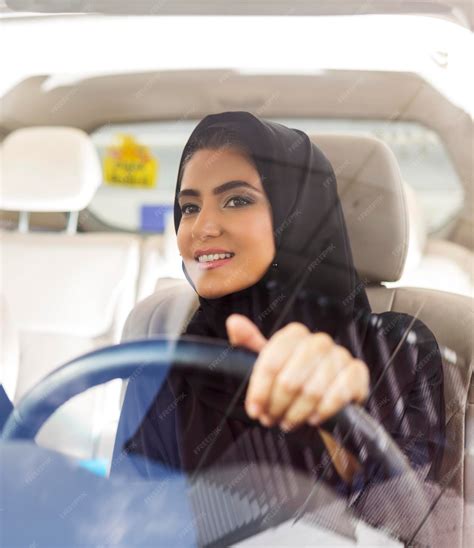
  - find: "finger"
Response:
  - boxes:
[267,332,334,421]
[301,345,351,408]
[279,393,314,431]
[348,359,370,403]
[245,322,309,419]
[279,345,350,430]
[226,314,267,353]
[312,359,369,425]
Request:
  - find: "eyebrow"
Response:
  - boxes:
[178,180,261,200]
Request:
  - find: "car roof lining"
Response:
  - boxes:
[1,69,470,199]
[3,1,473,30]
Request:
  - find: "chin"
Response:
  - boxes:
[196,277,258,299]
[196,284,231,299]
[195,275,243,299]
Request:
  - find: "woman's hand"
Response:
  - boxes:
[225,314,369,431]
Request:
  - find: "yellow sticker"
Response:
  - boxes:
[103,134,158,188]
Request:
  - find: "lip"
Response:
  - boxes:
[197,256,234,270]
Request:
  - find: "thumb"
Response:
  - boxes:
[225,314,267,353]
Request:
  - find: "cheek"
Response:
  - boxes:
[176,224,190,254]
[244,208,274,248]
[236,208,275,269]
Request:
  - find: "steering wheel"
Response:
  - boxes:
[1,335,408,478]
[1,335,440,548]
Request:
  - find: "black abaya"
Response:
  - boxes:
[112,112,446,542]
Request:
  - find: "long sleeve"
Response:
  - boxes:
[361,312,445,480]
[327,311,447,543]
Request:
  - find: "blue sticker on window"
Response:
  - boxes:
[140,204,174,233]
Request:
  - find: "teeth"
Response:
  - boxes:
[198,253,233,263]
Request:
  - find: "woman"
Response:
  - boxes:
[113,112,445,535]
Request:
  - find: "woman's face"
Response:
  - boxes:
[177,147,275,299]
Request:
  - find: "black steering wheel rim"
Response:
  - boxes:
[1,336,408,477]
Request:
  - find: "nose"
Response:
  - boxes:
[191,204,223,240]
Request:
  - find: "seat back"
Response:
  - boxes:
[369,286,473,547]
[1,127,141,459]
[136,212,187,301]
[369,288,473,469]
[390,181,474,297]
[137,228,185,302]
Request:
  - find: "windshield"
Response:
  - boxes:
[0,6,472,548]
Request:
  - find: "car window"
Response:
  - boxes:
[1,7,471,548]
[90,118,463,236]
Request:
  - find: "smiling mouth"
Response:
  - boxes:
[195,252,235,263]
[194,253,235,270]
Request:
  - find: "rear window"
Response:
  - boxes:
[90,118,463,234]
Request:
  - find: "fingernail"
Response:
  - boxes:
[308,413,320,426]
[280,421,293,432]
[247,403,260,418]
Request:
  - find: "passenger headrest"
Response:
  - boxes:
[310,133,408,283]
[401,181,427,273]
[0,127,101,212]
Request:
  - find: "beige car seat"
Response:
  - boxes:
[387,181,473,297]
[1,127,141,459]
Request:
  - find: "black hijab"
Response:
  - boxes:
[113,113,446,543]
[175,111,371,341]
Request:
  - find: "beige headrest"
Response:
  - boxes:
[0,127,102,212]
[310,133,408,283]
[401,181,427,273]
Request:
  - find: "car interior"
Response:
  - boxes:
[0,1,472,546]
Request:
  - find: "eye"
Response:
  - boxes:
[180,203,199,216]
[225,195,254,208]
